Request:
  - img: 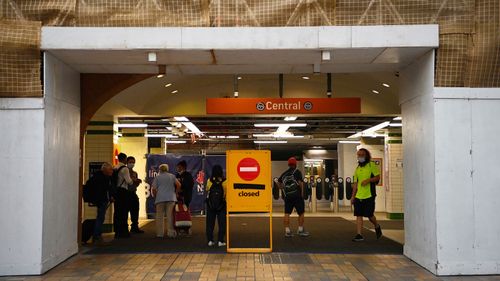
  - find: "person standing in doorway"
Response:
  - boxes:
[351,148,383,242]
[127,156,144,233]
[176,160,194,208]
[205,164,227,247]
[278,157,310,238]
[113,153,136,238]
[89,162,114,244]
[152,164,181,238]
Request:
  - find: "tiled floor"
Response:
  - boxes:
[2,253,500,281]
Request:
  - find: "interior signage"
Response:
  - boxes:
[206,98,361,114]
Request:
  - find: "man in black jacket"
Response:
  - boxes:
[89,162,114,244]
[176,160,194,207]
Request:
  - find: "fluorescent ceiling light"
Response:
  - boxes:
[254,123,306,127]
[393,116,402,121]
[383,83,390,88]
[166,127,173,130]
[183,122,202,134]
[254,140,288,144]
[389,123,402,127]
[253,134,274,138]
[208,136,216,139]
[372,90,379,94]
[144,134,178,138]
[339,140,361,144]
[226,136,240,139]
[165,140,187,144]
[348,121,390,138]
[164,83,172,87]
[171,90,178,94]
[116,123,148,128]
[284,116,298,121]
[174,116,189,122]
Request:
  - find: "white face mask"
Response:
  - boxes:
[127,163,135,169]
[357,157,366,163]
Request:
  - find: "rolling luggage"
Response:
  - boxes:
[174,200,192,235]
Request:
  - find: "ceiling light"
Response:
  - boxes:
[174,116,189,122]
[339,140,361,144]
[183,122,202,135]
[176,123,182,128]
[164,83,172,87]
[144,134,178,138]
[348,121,390,138]
[166,127,173,130]
[389,123,402,127]
[148,52,157,62]
[372,90,379,94]
[226,136,240,139]
[116,123,148,128]
[322,51,331,61]
[254,123,306,127]
[171,90,178,94]
[302,76,310,80]
[165,140,187,144]
[216,136,226,139]
[383,83,390,88]
[156,74,164,78]
[393,116,402,121]
[254,140,288,144]
[284,116,298,121]
[237,76,242,80]
[208,136,216,139]
[253,134,274,138]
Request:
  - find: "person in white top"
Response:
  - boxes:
[113,153,140,238]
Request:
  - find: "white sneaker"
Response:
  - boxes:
[218,241,226,247]
[208,241,215,247]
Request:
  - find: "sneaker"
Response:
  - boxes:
[208,241,215,247]
[352,234,364,242]
[375,225,382,239]
[218,241,226,247]
[297,229,310,237]
[285,231,293,238]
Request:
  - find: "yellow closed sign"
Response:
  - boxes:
[226,150,272,213]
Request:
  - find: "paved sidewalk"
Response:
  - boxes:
[1,253,499,281]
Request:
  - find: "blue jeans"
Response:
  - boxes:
[93,202,109,239]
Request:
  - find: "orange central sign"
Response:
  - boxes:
[206,98,361,114]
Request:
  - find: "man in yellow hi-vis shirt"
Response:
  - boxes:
[351,148,382,242]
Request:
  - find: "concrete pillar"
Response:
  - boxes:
[0,52,80,275]
[400,50,500,275]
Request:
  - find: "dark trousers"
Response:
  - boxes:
[113,188,130,236]
[206,206,226,242]
[93,201,108,239]
[128,191,140,229]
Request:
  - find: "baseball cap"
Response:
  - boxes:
[288,157,297,166]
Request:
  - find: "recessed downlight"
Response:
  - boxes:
[171,90,178,94]
[164,83,172,87]
[302,76,310,80]
[372,90,379,94]
[382,83,390,88]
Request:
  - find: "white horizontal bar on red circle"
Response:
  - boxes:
[239,167,258,172]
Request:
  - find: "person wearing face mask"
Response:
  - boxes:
[127,156,144,233]
[351,148,382,242]
[176,160,194,208]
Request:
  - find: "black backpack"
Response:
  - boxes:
[82,177,97,205]
[111,165,127,193]
[282,169,300,198]
[207,178,225,211]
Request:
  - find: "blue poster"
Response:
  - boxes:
[145,154,227,218]
[145,154,204,217]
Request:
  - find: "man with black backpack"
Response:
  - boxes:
[113,153,139,238]
[278,157,310,238]
[82,162,114,244]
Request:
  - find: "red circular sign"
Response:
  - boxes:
[237,158,260,181]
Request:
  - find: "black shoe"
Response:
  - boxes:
[352,234,364,242]
[375,225,382,239]
[115,232,130,239]
[131,228,144,234]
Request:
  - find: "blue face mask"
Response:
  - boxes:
[357,157,366,163]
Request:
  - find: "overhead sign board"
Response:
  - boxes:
[206,98,361,114]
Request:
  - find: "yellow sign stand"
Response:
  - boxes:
[226,150,272,253]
